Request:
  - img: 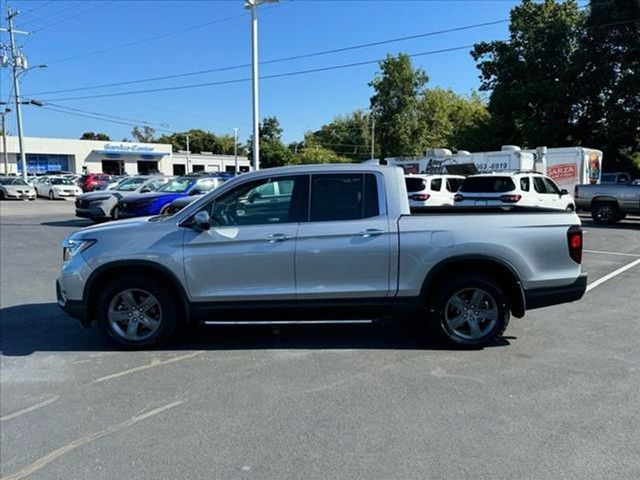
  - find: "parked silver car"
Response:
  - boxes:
[75,176,171,222]
[0,176,36,200]
[58,164,587,349]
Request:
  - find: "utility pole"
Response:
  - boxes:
[232,128,239,175]
[244,0,278,171]
[370,115,375,160]
[4,8,30,181]
[1,108,9,174]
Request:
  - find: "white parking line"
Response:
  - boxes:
[1,396,60,422]
[587,258,640,292]
[2,400,184,480]
[584,249,640,258]
[92,351,204,384]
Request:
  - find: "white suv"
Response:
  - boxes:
[405,174,465,207]
[454,172,575,210]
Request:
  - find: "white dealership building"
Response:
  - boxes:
[0,136,250,176]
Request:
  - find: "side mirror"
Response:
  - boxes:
[192,211,210,231]
[189,189,202,196]
[140,187,151,193]
[560,189,568,196]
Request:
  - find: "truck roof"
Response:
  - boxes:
[246,163,398,176]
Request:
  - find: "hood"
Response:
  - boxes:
[74,216,153,236]
[78,190,118,201]
[119,192,178,204]
[4,185,34,192]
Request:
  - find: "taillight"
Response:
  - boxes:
[454,193,464,202]
[567,225,583,264]
[409,193,430,201]
[499,194,522,203]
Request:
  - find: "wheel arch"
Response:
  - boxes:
[83,260,190,325]
[420,255,526,318]
[591,196,619,207]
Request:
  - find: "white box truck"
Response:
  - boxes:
[387,146,602,192]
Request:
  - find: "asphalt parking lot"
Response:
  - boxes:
[1,199,639,480]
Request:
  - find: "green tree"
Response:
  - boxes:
[572,0,640,171]
[80,131,110,141]
[471,0,583,148]
[247,116,293,168]
[158,129,245,156]
[418,89,491,151]
[306,110,374,161]
[369,54,428,159]
[131,126,157,143]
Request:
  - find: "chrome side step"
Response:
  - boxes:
[203,319,374,326]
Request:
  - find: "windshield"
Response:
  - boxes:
[115,177,147,192]
[0,177,29,186]
[50,178,75,186]
[158,177,195,193]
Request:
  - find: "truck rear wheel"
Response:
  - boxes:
[591,202,619,224]
[97,275,177,348]
[429,273,510,348]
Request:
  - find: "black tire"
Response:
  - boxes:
[0,190,5,200]
[111,206,119,220]
[48,190,54,200]
[97,274,178,349]
[428,273,510,348]
[566,204,575,212]
[591,202,619,224]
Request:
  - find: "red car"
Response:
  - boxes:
[78,173,112,192]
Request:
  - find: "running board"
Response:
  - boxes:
[203,319,374,326]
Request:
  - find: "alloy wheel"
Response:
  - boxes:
[443,288,498,341]
[108,289,162,341]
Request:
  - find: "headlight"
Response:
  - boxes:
[63,238,96,262]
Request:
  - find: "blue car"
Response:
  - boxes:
[116,174,226,219]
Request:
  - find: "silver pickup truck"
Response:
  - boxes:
[575,183,640,224]
[57,164,587,348]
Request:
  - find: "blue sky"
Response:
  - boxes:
[1,0,539,144]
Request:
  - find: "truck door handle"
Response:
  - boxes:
[359,228,384,238]
[267,233,289,243]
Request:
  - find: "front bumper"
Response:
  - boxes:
[4,191,36,199]
[524,274,588,310]
[56,279,88,324]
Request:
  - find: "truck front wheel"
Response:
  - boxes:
[97,275,177,348]
[429,273,510,348]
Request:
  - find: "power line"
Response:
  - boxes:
[39,2,292,66]
[38,105,173,131]
[40,45,476,102]
[28,17,509,97]
[27,1,114,33]
[42,102,171,128]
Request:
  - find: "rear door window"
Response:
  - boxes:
[430,178,442,191]
[310,173,380,222]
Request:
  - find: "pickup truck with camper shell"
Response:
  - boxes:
[57,164,587,348]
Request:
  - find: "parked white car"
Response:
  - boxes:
[34,176,83,199]
[405,174,465,207]
[454,172,576,210]
[0,176,36,200]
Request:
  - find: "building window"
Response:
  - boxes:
[137,160,159,175]
[192,165,205,172]
[173,164,186,176]
[22,154,70,173]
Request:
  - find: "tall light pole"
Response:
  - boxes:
[244,0,278,171]
[185,133,191,173]
[231,128,239,175]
